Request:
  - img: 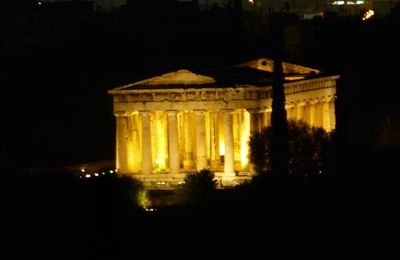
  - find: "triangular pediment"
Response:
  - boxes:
[237,58,320,75]
[112,69,216,91]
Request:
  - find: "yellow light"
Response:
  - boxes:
[80,168,86,173]
[249,0,254,4]
[94,173,99,177]
[137,190,150,209]
[156,158,162,166]
[362,10,374,21]
[240,111,250,169]
[85,174,91,178]
[219,142,225,156]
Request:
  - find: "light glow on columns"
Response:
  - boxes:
[155,112,167,170]
[249,0,254,4]
[240,111,250,169]
[219,141,225,156]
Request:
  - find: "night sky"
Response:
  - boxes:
[2,1,258,168]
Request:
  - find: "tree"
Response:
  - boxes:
[270,13,289,179]
[249,120,333,181]
[180,169,217,204]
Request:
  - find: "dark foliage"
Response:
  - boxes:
[179,169,217,205]
[250,120,333,181]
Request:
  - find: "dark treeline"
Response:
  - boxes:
[0,166,345,259]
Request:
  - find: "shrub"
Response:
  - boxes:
[180,169,217,204]
[249,120,333,181]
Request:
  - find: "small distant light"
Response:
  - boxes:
[80,168,86,173]
[94,173,99,177]
[332,1,345,5]
[102,172,106,175]
[115,169,118,173]
[85,174,91,178]
[109,170,114,173]
[38,1,42,6]
[362,10,374,20]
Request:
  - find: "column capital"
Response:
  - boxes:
[166,110,178,116]
[114,111,132,117]
[321,96,333,103]
[221,108,234,113]
[285,103,296,109]
[262,106,272,113]
[247,108,262,114]
[308,98,319,105]
[139,110,152,116]
[193,109,206,115]
[296,100,307,106]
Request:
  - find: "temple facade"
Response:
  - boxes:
[108,58,339,188]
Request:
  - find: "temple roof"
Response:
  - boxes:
[236,57,320,75]
[109,57,322,93]
[111,69,216,91]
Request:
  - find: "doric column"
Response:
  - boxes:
[322,97,332,131]
[115,111,129,173]
[309,99,318,127]
[223,109,235,176]
[210,111,219,168]
[195,109,207,171]
[264,108,272,127]
[167,110,180,174]
[286,104,295,120]
[296,102,306,122]
[248,109,260,134]
[183,111,193,170]
[330,97,336,130]
[140,111,152,174]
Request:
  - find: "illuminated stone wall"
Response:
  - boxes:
[109,65,338,187]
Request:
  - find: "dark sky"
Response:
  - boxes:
[2,2,260,168]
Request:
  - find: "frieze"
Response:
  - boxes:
[114,80,335,104]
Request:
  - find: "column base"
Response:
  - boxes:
[215,171,236,178]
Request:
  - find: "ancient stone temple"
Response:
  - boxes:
[108,57,339,188]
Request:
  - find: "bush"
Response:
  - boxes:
[249,120,333,181]
[180,169,217,205]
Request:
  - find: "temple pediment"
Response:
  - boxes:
[112,69,216,91]
[111,58,322,94]
[236,57,320,75]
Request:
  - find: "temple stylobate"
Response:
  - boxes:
[108,57,339,188]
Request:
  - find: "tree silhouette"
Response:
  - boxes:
[270,13,289,179]
[180,169,217,205]
[250,120,333,181]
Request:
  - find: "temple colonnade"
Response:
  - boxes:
[115,96,335,175]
